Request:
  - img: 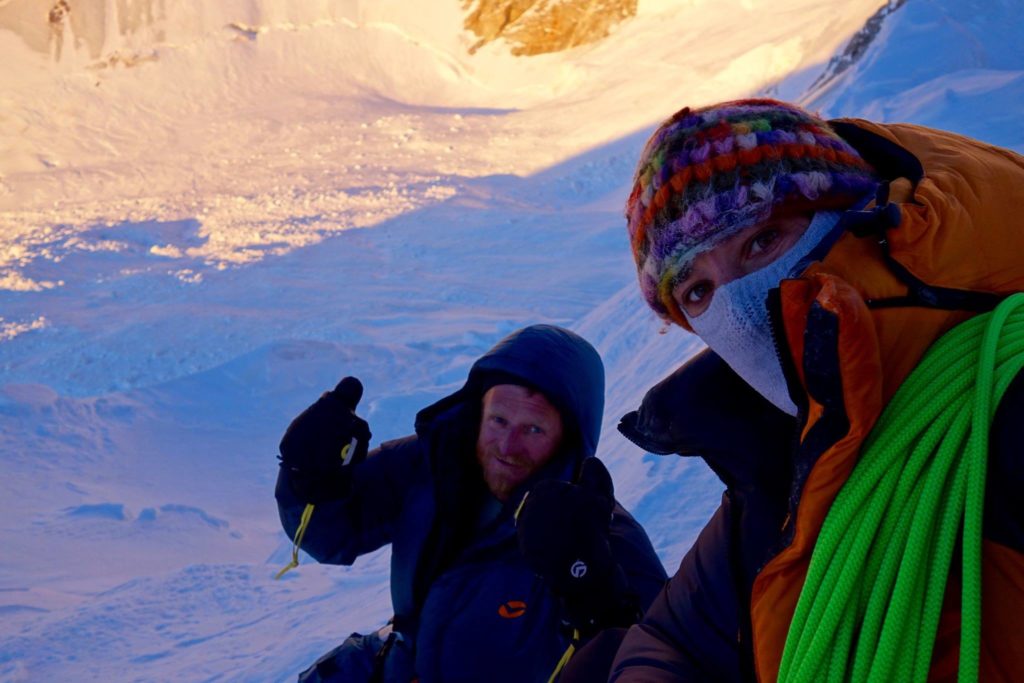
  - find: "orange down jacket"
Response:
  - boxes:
[754,120,1024,681]
[610,120,1024,682]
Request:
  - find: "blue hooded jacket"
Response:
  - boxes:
[277,325,666,683]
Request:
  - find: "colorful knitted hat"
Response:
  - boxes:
[625,98,879,326]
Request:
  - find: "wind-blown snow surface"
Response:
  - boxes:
[1,0,1022,680]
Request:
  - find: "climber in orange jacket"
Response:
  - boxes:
[610,99,1024,681]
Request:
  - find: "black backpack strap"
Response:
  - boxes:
[844,199,1004,313]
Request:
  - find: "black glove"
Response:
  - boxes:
[516,458,635,632]
[279,376,372,503]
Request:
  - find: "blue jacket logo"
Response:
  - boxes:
[498,600,527,619]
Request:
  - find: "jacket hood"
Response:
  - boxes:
[416,324,605,463]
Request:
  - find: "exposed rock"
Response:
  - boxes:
[1,0,165,61]
[463,0,637,56]
[808,0,909,93]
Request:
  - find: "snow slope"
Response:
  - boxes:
[2,0,1023,679]
[808,0,1024,151]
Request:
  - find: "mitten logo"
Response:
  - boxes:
[570,559,588,578]
[498,600,527,619]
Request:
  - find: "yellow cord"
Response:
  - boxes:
[275,503,315,579]
[513,491,530,523]
[275,441,354,580]
[547,628,580,683]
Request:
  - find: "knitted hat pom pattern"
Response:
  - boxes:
[625,99,879,325]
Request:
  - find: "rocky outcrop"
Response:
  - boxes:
[808,0,908,93]
[463,0,637,56]
[0,0,164,62]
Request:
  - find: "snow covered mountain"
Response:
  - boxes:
[2,0,1023,679]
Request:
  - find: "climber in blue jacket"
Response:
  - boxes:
[275,324,667,682]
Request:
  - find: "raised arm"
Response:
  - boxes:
[274,376,426,565]
[276,435,425,564]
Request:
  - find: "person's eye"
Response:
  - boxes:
[525,425,545,436]
[748,228,780,258]
[490,415,508,427]
[685,281,713,305]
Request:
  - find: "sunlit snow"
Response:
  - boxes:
[2,0,1023,679]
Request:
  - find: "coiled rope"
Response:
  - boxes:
[779,293,1024,682]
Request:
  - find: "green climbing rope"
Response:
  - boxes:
[778,292,1024,683]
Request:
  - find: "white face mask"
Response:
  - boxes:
[685,211,842,416]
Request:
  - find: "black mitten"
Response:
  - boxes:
[279,376,372,503]
[516,458,633,631]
